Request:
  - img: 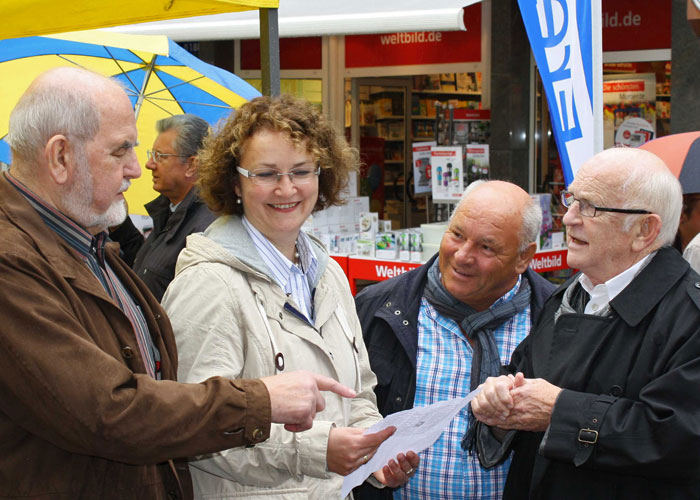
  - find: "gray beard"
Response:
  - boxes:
[61,153,129,231]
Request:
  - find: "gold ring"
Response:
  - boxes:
[405,468,414,475]
[363,455,369,464]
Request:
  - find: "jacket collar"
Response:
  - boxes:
[0,174,118,300]
[145,187,201,243]
[610,246,689,327]
[374,253,437,365]
[373,253,555,365]
[202,215,329,288]
[553,247,689,327]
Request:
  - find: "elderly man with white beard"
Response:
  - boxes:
[0,66,356,500]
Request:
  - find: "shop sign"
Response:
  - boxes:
[602,0,671,51]
[345,3,481,68]
[529,250,568,272]
[240,37,322,70]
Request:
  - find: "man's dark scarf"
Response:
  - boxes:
[423,258,531,451]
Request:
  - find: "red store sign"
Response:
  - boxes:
[602,0,671,51]
[345,3,482,68]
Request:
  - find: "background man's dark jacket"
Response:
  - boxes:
[353,253,556,499]
[111,188,215,301]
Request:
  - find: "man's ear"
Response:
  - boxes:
[184,156,198,180]
[45,135,72,185]
[632,214,662,252]
[515,241,537,274]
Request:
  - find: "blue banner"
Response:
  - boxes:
[519,0,596,186]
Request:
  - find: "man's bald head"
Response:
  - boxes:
[456,180,542,252]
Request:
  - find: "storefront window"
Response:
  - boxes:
[245,78,323,109]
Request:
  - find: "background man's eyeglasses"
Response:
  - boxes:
[561,190,651,218]
[236,166,321,185]
[146,150,188,163]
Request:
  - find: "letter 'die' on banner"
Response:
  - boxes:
[519,0,603,186]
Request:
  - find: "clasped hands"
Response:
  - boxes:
[327,426,419,488]
[471,372,562,432]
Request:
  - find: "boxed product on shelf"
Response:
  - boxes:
[359,211,379,233]
[375,232,398,260]
[397,231,411,261]
[409,229,424,262]
[357,240,375,257]
[378,219,392,232]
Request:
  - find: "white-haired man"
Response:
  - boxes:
[354,180,556,500]
[472,147,700,499]
[0,67,355,500]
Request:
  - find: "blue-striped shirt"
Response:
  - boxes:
[242,216,318,322]
[397,275,530,500]
[6,173,160,379]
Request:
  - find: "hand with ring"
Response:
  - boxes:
[372,451,420,488]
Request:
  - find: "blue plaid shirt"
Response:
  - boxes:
[396,275,530,500]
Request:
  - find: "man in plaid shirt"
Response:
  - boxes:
[354,180,555,500]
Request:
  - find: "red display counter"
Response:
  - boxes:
[333,249,569,295]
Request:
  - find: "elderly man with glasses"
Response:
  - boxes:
[110,114,216,301]
[471,147,700,500]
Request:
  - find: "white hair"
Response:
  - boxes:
[454,180,542,252]
[619,158,683,247]
[7,67,126,165]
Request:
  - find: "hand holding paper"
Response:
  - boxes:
[341,387,482,497]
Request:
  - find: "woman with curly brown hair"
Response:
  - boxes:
[162,94,418,499]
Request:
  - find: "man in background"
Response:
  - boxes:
[677,192,700,272]
[110,114,215,301]
[354,180,555,499]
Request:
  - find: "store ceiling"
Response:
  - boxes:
[106,0,482,41]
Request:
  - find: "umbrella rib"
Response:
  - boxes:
[141,96,185,118]
[143,75,211,99]
[144,96,231,109]
[103,46,143,95]
[134,56,158,120]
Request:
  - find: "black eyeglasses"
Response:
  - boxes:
[561,191,652,218]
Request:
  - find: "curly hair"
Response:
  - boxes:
[197,94,359,216]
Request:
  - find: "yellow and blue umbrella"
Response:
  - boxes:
[0,31,260,214]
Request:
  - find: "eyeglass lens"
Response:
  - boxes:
[251,167,318,185]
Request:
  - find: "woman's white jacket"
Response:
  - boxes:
[162,216,382,499]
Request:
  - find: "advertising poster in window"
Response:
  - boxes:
[431,146,464,203]
[603,73,656,148]
[412,141,436,195]
[466,144,489,184]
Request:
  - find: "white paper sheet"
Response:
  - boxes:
[341,387,481,497]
